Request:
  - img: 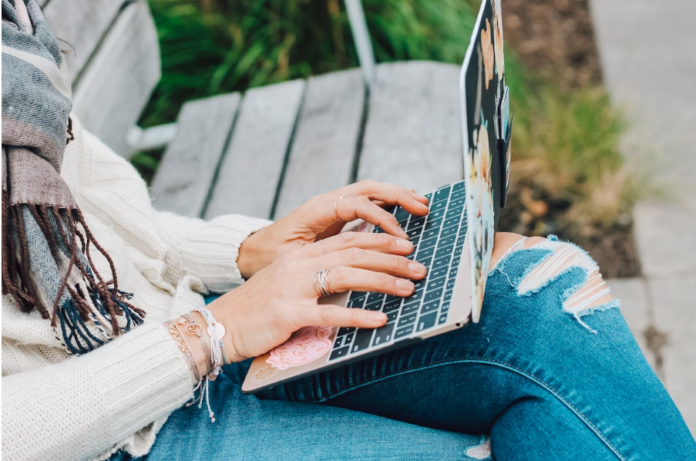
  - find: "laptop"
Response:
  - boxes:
[242,0,513,393]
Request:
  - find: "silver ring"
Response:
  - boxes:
[319,240,327,254]
[333,196,344,223]
[314,269,333,296]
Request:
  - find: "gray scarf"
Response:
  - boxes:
[2,0,144,354]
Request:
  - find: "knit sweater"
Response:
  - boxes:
[1,117,272,461]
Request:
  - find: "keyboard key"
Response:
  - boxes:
[403,290,424,306]
[424,218,443,231]
[430,200,447,212]
[449,197,466,209]
[398,312,418,327]
[422,228,440,240]
[351,329,375,353]
[330,346,350,360]
[444,290,453,302]
[350,291,367,301]
[334,336,344,348]
[416,256,432,267]
[441,226,457,238]
[410,236,420,247]
[367,292,385,304]
[449,266,459,278]
[373,226,385,233]
[435,244,454,259]
[424,192,433,201]
[364,301,382,311]
[348,296,366,308]
[438,312,449,324]
[443,216,459,228]
[451,256,461,267]
[386,310,399,322]
[382,299,402,313]
[394,207,410,222]
[432,255,452,270]
[441,301,451,312]
[454,246,463,257]
[424,288,443,303]
[429,266,449,280]
[446,278,456,290]
[456,236,465,247]
[344,332,355,344]
[419,236,437,250]
[446,206,464,219]
[395,325,414,340]
[338,327,355,336]
[427,277,446,291]
[421,300,439,314]
[406,228,422,239]
[416,246,435,260]
[372,322,396,346]
[407,216,426,230]
[458,224,468,237]
[413,280,426,292]
[402,303,420,314]
[385,294,402,304]
[438,235,456,248]
[427,208,446,221]
[406,253,415,261]
[433,186,451,203]
[452,181,466,192]
[416,312,438,332]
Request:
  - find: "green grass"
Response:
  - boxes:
[136,0,637,247]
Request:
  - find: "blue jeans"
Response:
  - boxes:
[117,246,696,460]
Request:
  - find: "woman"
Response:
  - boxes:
[2,2,695,460]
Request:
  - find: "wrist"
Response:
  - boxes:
[238,228,272,279]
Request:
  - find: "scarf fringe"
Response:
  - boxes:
[2,193,146,352]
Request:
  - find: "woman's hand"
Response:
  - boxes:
[237,180,429,278]
[209,231,427,363]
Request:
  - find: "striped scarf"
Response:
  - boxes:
[2,0,144,354]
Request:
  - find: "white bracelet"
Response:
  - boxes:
[194,306,226,381]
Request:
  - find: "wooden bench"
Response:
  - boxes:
[45,0,464,219]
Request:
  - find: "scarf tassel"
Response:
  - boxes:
[2,195,146,352]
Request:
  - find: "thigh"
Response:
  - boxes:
[260,248,696,460]
[120,360,490,461]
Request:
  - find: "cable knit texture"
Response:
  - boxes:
[2,117,272,461]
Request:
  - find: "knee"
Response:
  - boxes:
[492,232,617,326]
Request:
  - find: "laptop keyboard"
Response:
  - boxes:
[328,180,468,362]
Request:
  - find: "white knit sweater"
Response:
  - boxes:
[1,117,271,461]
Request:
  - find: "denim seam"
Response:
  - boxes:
[312,358,625,461]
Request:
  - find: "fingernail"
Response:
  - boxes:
[396,279,414,290]
[409,262,426,273]
[369,312,386,322]
[396,239,412,248]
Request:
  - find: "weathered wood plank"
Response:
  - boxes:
[150,94,241,218]
[43,0,124,81]
[358,61,463,194]
[205,80,305,220]
[274,69,365,218]
[71,0,160,156]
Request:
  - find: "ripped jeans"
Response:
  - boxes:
[134,239,696,460]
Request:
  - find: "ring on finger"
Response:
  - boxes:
[333,196,344,223]
[314,269,334,297]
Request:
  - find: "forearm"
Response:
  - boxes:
[2,323,195,461]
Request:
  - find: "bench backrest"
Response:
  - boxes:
[42,0,160,156]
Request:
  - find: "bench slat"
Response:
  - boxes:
[151,94,241,218]
[44,0,125,81]
[205,80,305,220]
[274,69,365,218]
[358,62,463,194]
[71,0,160,156]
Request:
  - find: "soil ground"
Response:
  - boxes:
[499,0,640,277]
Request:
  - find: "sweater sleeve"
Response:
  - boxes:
[1,323,195,461]
[68,118,272,293]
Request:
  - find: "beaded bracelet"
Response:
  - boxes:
[165,320,200,382]
[194,306,226,381]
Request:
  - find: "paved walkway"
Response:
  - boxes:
[591,0,696,435]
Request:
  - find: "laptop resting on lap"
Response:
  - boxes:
[243,0,513,393]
